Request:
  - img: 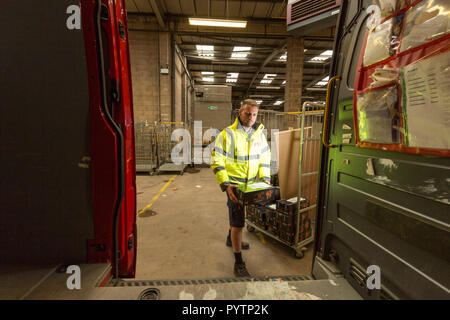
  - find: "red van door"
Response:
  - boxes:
[82,0,137,278]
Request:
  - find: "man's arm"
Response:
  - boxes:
[258,132,271,184]
[211,131,231,191]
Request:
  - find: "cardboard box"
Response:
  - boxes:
[235,183,280,205]
[276,196,309,214]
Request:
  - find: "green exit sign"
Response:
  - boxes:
[208,106,218,111]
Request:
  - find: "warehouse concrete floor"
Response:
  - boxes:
[131,167,314,281]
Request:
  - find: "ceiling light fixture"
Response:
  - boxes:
[202,77,214,82]
[196,45,214,57]
[310,50,333,62]
[233,46,252,52]
[256,86,280,90]
[189,18,247,28]
[315,75,330,87]
[231,52,248,59]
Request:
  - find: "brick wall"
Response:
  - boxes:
[285,37,304,115]
[129,31,160,123]
[128,18,193,127]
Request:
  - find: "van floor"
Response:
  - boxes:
[130,167,314,281]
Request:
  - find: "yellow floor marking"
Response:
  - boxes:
[258,232,266,244]
[138,175,177,215]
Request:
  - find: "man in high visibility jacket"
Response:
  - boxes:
[211,99,271,277]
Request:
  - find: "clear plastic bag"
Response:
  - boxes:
[372,0,411,18]
[357,86,400,144]
[369,66,400,87]
[364,17,403,66]
[400,0,450,52]
[374,0,397,18]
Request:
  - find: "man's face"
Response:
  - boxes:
[239,104,259,128]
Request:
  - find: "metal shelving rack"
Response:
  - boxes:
[245,102,325,258]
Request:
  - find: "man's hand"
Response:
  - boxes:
[264,180,271,185]
[226,184,239,203]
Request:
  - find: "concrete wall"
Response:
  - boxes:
[194,85,232,130]
[128,17,193,126]
[128,31,160,123]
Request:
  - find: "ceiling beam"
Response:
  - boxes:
[188,63,325,73]
[245,43,286,97]
[148,0,165,29]
[127,12,286,24]
[171,31,287,39]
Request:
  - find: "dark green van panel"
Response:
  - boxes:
[315,0,450,299]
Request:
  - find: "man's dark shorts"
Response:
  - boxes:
[226,189,245,228]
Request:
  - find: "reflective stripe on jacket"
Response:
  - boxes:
[211,117,271,191]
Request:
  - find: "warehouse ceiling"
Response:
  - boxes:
[125,0,335,110]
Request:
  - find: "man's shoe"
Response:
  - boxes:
[234,262,251,277]
[226,237,250,250]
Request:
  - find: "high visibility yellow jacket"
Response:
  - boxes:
[211,117,271,191]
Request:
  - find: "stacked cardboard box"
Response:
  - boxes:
[276,197,311,244]
[246,196,312,246]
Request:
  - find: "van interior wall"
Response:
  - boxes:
[0,0,94,265]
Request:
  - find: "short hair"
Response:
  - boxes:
[241,98,259,109]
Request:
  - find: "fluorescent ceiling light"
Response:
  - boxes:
[226,78,237,83]
[227,73,239,78]
[282,80,286,85]
[279,54,287,60]
[202,77,214,82]
[273,100,284,106]
[189,18,247,28]
[196,45,214,51]
[263,74,277,79]
[231,52,248,59]
[256,86,280,89]
[310,50,333,62]
[233,46,251,52]
[255,100,263,104]
[197,45,214,57]
[260,79,273,84]
[201,71,214,75]
[315,75,330,87]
